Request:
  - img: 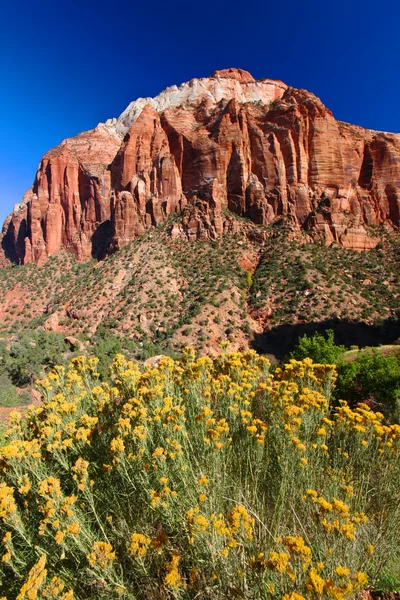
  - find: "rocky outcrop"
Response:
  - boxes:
[2,124,121,263]
[3,68,400,263]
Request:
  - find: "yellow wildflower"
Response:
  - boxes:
[335,566,351,577]
[164,550,185,590]
[129,533,151,557]
[55,530,65,545]
[266,551,290,573]
[87,541,116,569]
[307,567,325,593]
[16,554,47,600]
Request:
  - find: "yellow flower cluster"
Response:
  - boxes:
[266,551,291,573]
[186,507,209,538]
[87,541,116,569]
[227,504,255,540]
[305,489,368,540]
[335,401,400,452]
[0,484,18,523]
[71,457,89,490]
[42,576,74,600]
[16,554,47,600]
[0,349,397,598]
[128,533,151,557]
[164,550,185,590]
[281,536,312,565]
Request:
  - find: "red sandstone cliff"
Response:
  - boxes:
[3,68,400,263]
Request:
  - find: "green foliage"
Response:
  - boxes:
[0,331,70,386]
[0,424,6,447]
[289,330,345,365]
[0,376,20,408]
[0,376,30,408]
[92,325,125,378]
[335,350,400,420]
[290,331,400,421]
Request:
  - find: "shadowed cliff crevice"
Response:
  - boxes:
[251,317,400,359]
[91,220,113,260]
[358,144,374,189]
[2,219,27,263]
[386,184,400,228]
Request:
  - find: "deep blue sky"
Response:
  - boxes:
[1,0,399,225]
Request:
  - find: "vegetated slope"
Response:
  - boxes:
[0,217,258,357]
[1,219,400,360]
[250,226,400,328]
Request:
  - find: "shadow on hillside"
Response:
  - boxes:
[251,317,400,359]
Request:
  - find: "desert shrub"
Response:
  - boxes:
[0,424,6,447]
[0,351,399,598]
[92,325,140,378]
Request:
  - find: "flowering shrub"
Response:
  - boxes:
[0,349,399,598]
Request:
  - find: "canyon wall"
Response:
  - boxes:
[3,68,400,263]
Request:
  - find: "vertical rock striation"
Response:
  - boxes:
[3,68,400,263]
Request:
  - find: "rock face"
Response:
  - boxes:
[3,68,400,263]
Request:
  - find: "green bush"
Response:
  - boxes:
[0,331,70,387]
[0,377,21,408]
[335,350,400,421]
[289,330,345,365]
[290,332,400,421]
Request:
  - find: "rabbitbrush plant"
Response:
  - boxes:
[0,349,399,599]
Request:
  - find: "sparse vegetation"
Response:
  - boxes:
[1,224,400,359]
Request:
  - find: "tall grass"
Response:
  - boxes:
[0,348,399,599]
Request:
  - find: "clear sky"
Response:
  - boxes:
[1,0,399,225]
